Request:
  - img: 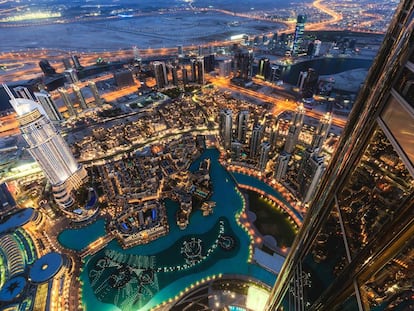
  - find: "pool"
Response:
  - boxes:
[59,149,294,310]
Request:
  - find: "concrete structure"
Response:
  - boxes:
[34,90,63,122]
[284,104,305,153]
[153,61,168,89]
[219,109,233,150]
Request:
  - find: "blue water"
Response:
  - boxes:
[60,149,281,310]
[58,219,106,251]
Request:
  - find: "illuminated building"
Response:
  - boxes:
[62,58,72,70]
[58,87,76,116]
[72,84,87,110]
[153,61,168,89]
[266,1,414,309]
[64,68,79,84]
[313,40,322,57]
[219,59,232,77]
[258,141,271,171]
[203,54,215,73]
[237,110,249,144]
[311,112,332,152]
[4,85,87,210]
[231,141,242,160]
[113,69,134,88]
[34,90,63,122]
[196,56,205,85]
[88,81,103,106]
[284,104,305,153]
[257,58,271,80]
[301,68,319,99]
[233,49,253,80]
[292,15,306,55]
[0,183,15,211]
[13,86,34,101]
[249,124,263,159]
[219,109,233,150]
[182,68,189,85]
[274,151,290,181]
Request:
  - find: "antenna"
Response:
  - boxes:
[2,83,18,111]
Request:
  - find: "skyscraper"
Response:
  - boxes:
[292,15,306,55]
[196,56,205,85]
[219,109,233,150]
[0,183,15,211]
[153,61,168,89]
[266,1,414,309]
[13,86,34,100]
[64,68,79,84]
[34,90,63,122]
[257,58,271,80]
[4,86,87,210]
[72,84,88,110]
[88,81,103,106]
[58,87,76,116]
[39,59,56,76]
[219,59,232,77]
[249,124,263,159]
[274,151,290,182]
[301,68,319,99]
[311,112,332,152]
[237,110,249,144]
[258,142,271,171]
[233,49,254,80]
[284,104,305,153]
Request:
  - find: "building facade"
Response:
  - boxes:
[266,1,414,310]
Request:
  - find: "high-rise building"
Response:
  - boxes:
[237,110,249,144]
[190,58,197,82]
[114,69,135,88]
[196,56,205,85]
[58,87,76,116]
[4,86,87,209]
[88,81,102,106]
[302,68,319,99]
[231,141,243,161]
[313,39,322,57]
[292,14,307,55]
[233,49,253,80]
[266,2,414,309]
[258,142,271,171]
[182,68,189,85]
[177,45,184,57]
[219,109,233,150]
[71,55,83,70]
[13,86,34,100]
[249,124,263,159]
[219,59,232,77]
[311,112,332,152]
[34,90,63,122]
[72,84,88,110]
[257,58,271,80]
[64,68,79,84]
[274,151,290,181]
[204,54,215,73]
[0,183,16,211]
[284,104,305,153]
[39,59,56,76]
[169,64,179,86]
[62,58,72,70]
[153,61,168,89]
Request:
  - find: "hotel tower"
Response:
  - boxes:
[266,0,414,310]
[4,85,87,210]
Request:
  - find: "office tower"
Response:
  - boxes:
[34,90,63,122]
[196,56,205,85]
[313,40,322,56]
[231,141,243,161]
[72,84,88,110]
[302,68,319,99]
[4,86,87,209]
[198,45,203,56]
[274,151,290,181]
[64,68,79,84]
[311,112,332,152]
[71,55,82,70]
[297,70,308,91]
[39,59,56,76]
[258,142,271,171]
[237,110,249,144]
[307,42,315,56]
[284,104,305,153]
[153,61,168,89]
[257,58,271,80]
[88,81,102,106]
[182,68,189,85]
[266,1,414,310]
[58,87,76,116]
[0,183,15,211]
[219,59,232,77]
[13,86,34,100]
[177,45,184,57]
[219,109,233,150]
[170,65,179,86]
[271,65,281,82]
[133,46,141,62]
[114,69,135,88]
[204,54,215,73]
[292,14,307,55]
[233,49,254,80]
[62,58,72,70]
[297,150,325,203]
[190,58,197,82]
[249,124,263,159]
[269,123,280,150]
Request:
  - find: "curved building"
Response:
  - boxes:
[3,88,87,210]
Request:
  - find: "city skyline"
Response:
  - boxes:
[0,0,413,310]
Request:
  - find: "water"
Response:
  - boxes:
[58,219,106,251]
[59,149,295,310]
